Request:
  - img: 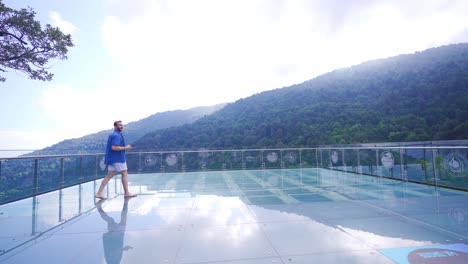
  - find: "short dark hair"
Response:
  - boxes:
[113,120,122,127]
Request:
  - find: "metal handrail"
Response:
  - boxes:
[1,146,467,160]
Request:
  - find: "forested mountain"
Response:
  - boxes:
[29,104,225,155]
[132,43,468,151]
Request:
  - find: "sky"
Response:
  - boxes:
[1,0,468,152]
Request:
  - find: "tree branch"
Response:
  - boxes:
[0,31,27,45]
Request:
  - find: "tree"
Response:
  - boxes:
[0,1,73,82]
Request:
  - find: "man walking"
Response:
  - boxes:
[95,121,136,199]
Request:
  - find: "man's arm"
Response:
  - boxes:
[111,145,133,151]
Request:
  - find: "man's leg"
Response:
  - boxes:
[96,170,116,199]
[121,170,136,197]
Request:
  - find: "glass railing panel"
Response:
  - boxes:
[161,152,182,172]
[125,152,140,173]
[243,150,262,169]
[180,152,200,171]
[128,153,162,174]
[0,159,34,204]
[204,151,225,171]
[404,148,433,184]
[281,150,300,169]
[376,149,402,180]
[320,149,331,169]
[263,150,281,169]
[81,155,99,182]
[96,155,108,178]
[342,149,358,172]
[436,148,468,190]
[62,156,81,187]
[38,157,61,194]
[300,149,318,168]
[223,151,243,170]
[243,151,257,170]
[359,149,378,176]
[327,149,342,170]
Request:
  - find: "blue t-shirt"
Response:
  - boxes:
[104,130,126,165]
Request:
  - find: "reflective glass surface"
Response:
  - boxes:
[0,168,467,263]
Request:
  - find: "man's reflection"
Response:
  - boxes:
[96,197,134,264]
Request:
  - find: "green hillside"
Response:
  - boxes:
[132,43,468,151]
[30,104,225,155]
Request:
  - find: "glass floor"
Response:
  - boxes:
[0,168,467,263]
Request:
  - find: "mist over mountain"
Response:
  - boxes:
[132,43,468,151]
[29,104,225,155]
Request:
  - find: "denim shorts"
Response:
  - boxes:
[108,162,128,172]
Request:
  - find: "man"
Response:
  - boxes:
[95,121,136,199]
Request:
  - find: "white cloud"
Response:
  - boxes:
[99,0,468,119]
[40,85,115,140]
[0,131,57,150]
[11,0,467,150]
[49,11,78,35]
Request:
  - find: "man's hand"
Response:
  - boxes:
[125,145,133,150]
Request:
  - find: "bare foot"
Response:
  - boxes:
[124,193,137,198]
[95,194,107,200]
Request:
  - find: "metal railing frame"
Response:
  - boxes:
[0,146,467,205]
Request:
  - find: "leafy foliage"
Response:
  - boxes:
[132,43,468,151]
[0,1,73,82]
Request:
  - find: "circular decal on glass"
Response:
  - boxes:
[331,151,339,164]
[285,152,297,163]
[144,154,157,167]
[381,151,394,168]
[442,152,468,177]
[165,153,178,167]
[266,152,278,163]
[99,158,106,170]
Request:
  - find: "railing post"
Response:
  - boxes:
[399,148,406,181]
[181,152,186,172]
[79,156,83,181]
[376,149,380,177]
[138,152,142,173]
[356,149,361,174]
[342,150,346,171]
[60,157,65,187]
[280,150,285,169]
[241,151,246,169]
[261,150,265,169]
[432,149,439,187]
[33,159,39,195]
[315,149,318,168]
[299,150,302,168]
[160,152,165,172]
[222,151,226,170]
[320,149,323,168]
[95,155,98,179]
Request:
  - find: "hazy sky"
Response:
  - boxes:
[1,0,468,151]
